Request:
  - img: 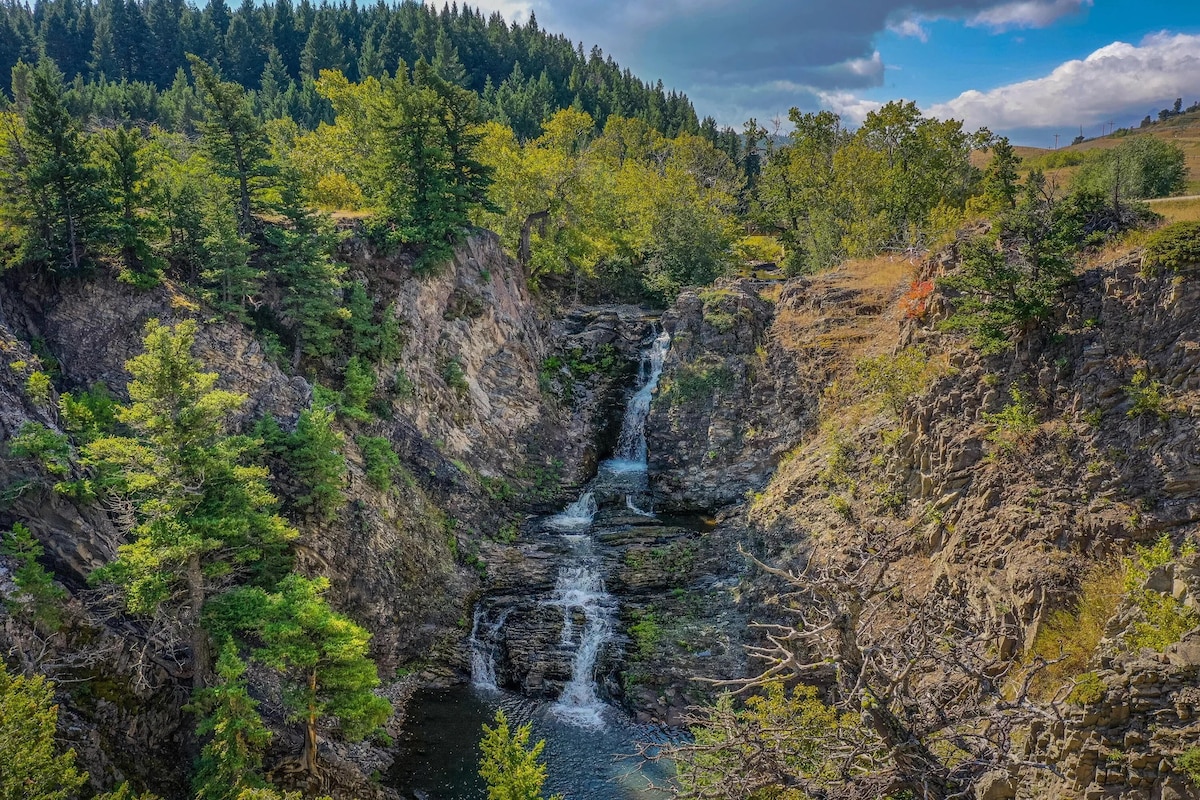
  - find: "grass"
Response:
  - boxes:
[1020,564,1124,702]
[1151,197,1200,224]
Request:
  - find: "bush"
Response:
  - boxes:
[357,436,400,491]
[1142,221,1200,275]
[1123,535,1199,651]
[8,422,72,478]
[1125,369,1168,420]
[1067,671,1106,706]
[1178,746,1200,787]
[664,364,733,405]
[855,347,932,415]
[984,386,1038,455]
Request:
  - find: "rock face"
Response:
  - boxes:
[641,247,1200,797]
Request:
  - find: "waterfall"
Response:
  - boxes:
[468,328,672,730]
[468,606,511,691]
[607,329,671,472]
[547,563,614,729]
[545,490,598,531]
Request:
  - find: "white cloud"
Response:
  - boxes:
[888,16,929,42]
[817,91,885,124]
[928,32,1200,132]
[968,0,1091,31]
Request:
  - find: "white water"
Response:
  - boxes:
[547,563,615,729]
[469,328,672,729]
[545,490,598,531]
[468,606,512,691]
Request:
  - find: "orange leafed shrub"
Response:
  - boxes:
[899,280,934,320]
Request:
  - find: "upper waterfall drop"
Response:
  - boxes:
[604,328,671,475]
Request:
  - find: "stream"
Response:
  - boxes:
[391,329,680,799]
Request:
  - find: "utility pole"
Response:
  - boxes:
[1054,133,1060,149]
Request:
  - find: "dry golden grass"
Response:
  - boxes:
[1152,197,1200,224]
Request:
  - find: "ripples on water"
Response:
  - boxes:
[391,686,678,799]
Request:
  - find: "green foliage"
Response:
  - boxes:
[287,409,346,519]
[1067,671,1106,706]
[1123,535,1199,651]
[0,58,106,273]
[357,436,400,491]
[1142,222,1200,275]
[675,683,860,799]
[242,574,391,776]
[854,347,932,415]
[191,641,271,800]
[1125,369,1168,420]
[58,383,118,443]
[756,103,982,275]
[340,356,377,420]
[24,370,52,406]
[1023,566,1124,702]
[1,522,67,631]
[442,357,469,397]
[628,610,662,660]
[983,386,1039,455]
[83,319,296,687]
[0,661,88,800]
[662,363,733,405]
[478,710,562,800]
[1178,746,1200,787]
[1072,136,1188,202]
[9,422,72,478]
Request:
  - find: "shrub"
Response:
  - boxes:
[855,347,932,415]
[1125,369,1168,420]
[58,383,118,443]
[8,422,72,478]
[664,364,733,404]
[1178,746,1200,787]
[1142,222,1200,275]
[442,358,469,397]
[357,436,400,491]
[629,611,662,660]
[1,522,67,631]
[24,371,52,407]
[1067,671,1106,706]
[1023,565,1123,701]
[1123,535,1199,651]
[984,386,1038,455]
[899,280,934,320]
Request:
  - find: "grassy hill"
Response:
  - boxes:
[972,108,1200,223]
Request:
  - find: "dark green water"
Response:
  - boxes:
[390,686,677,799]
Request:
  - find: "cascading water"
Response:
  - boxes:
[467,327,672,731]
[468,606,512,691]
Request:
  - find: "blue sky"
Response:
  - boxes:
[456,0,1200,146]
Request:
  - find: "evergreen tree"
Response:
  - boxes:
[478,710,561,800]
[99,125,164,286]
[266,171,346,363]
[1,58,106,273]
[299,11,345,81]
[431,27,467,86]
[191,641,272,800]
[188,54,273,233]
[85,319,297,690]
[247,574,390,778]
[0,662,88,800]
[286,408,345,519]
[200,183,258,316]
[1,522,67,632]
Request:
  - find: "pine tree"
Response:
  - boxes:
[1,522,67,632]
[286,408,345,519]
[188,54,273,234]
[200,183,258,317]
[431,27,467,86]
[249,574,391,778]
[99,125,164,286]
[3,58,106,272]
[85,319,297,690]
[299,11,345,81]
[0,662,88,800]
[191,641,272,800]
[478,710,561,800]
[266,171,346,363]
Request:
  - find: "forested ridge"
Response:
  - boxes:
[0,0,702,137]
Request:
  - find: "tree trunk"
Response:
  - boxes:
[519,210,549,268]
[302,671,321,779]
[187,553,209,691]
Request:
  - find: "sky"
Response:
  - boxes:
[449,0,1200,147]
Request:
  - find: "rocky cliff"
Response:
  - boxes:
[643,246,1200,798]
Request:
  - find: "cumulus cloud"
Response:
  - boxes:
[888,17,930,42]
[928,32,1200,132]
[968,0,1092,31]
